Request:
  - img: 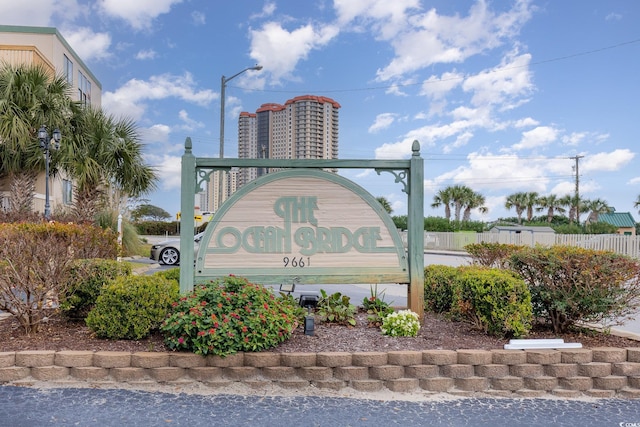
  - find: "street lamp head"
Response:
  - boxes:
[38,125,47,142]
[252,65,263,71]
[52,128,61,149]
[52,128,61,142]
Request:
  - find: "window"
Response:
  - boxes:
[63,55,73,84]
[78,71,91,106]
[62,179,73,205]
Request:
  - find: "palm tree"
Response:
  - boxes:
[584,198,613,223]
[432,187,453,220]
[504,192,527,224]
[449,185,475,222]
[376,196,393,214]
[462,191,488,221]
[635,195,640,214]
[61,106,157,222]
[0,63,75,215]
[522,191,539,222]
[536,194,566,223]
[432,185,477,222]
[561,194,589,225]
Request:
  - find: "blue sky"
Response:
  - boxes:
[3,0,640,222]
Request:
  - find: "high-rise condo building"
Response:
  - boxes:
[237,95,340,189]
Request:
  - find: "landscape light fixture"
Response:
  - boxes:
[38,125,61,220]
[218,64,263,211]
[299,293,319,336]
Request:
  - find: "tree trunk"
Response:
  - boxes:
[8,171,37,216]
[72,186,105,223]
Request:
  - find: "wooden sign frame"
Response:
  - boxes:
[179,138,425,315]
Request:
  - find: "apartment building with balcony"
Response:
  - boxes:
[0,25,102,215]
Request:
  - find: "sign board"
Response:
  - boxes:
[195,169,409,285]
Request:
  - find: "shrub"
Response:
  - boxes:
[362,285,394,326]
[154,267,180,284]
[160,276,302,356]
[0,222,118,334]
[423,265,458,313]
[86,275,179,340]
[59,259,132,319]
[316,289,357,326]
[465,242,524,269]
[452,266,532,338]
[508,246,640,333]
[381,309,420,337]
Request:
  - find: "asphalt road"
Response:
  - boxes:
[2,385,640,427]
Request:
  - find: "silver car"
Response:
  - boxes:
[149,232,204,266]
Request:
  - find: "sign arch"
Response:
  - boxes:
[196,169,409,285]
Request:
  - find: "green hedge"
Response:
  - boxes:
[59,259,132,319]
[424,265,531,338]
[86,275,179,340]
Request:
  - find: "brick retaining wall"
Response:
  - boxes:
[2,348,640,398]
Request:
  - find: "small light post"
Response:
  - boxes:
[218,64,262,211]
[37,125,61,220]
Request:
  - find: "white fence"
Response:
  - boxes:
[400,231,640,259]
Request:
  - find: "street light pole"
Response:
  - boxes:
[218,64,262,212]
[38,125,62,220]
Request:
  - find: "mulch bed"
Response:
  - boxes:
[0,311,637,354]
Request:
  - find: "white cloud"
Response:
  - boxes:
[148,154,182,190]
[0,1,54,25]
[250,2,276,20]
[369,113,397,133]
[0,0,85,26]
[605,13,623,21]
[334,0,420,38]
[135,49,157,60]
[102,72,216,121]
[177,110,204,132]
[420,71,464,100]
[373,0,533,80]
[442,131,474,154]
[512,126,558,151]
[375,118,481,159]
[445,152,550,193]
[385,83,410,97]
[374,138,415,159]
[140,124,171,143]
[59,27,111,62]
[249,22,339,83]
[191,11,205,25]
[97,0,184,30]
[627,177,640,185]
[463,51,534,109]
[582,149,635,173]
[562,131,609,147]
[513,117,538,128]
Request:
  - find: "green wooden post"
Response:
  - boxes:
[179,137,196,294]
[407,140,424,317]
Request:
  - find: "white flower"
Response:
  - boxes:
[380,309,420,337]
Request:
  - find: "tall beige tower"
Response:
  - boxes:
[237,95,340,188]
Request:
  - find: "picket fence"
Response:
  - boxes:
[399,231,640,259]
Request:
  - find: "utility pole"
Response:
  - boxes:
[570,155,584,225]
